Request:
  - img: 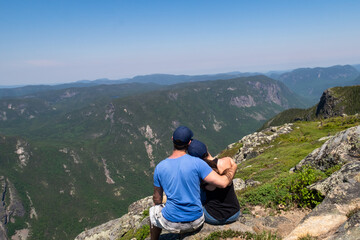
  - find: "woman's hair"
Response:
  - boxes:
[203,158,219,174]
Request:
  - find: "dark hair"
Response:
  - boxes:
[202,157,219,174]
[173,140,189,151]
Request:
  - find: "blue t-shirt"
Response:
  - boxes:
[153,154,212,222]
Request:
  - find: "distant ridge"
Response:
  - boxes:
[277,65,359,103]
[261,84,360,129]
[2,64,359,101]
[0,72,262,98]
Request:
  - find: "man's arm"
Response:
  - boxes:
[203,158,237,188]
[153,186,163,205]
[217,157,233,174]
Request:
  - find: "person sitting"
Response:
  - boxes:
[150,126,238,240]
[188,139,241,225]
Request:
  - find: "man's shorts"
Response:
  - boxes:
[149,204,204,234]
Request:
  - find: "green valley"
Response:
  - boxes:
[0,76,307,239]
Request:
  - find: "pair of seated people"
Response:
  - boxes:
[149,126,240,240]
[188,139,241,225]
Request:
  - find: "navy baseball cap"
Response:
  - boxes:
[188,139,208,159]
[173,126,193,145]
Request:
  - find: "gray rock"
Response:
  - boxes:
[316,89,344,118]
[128,196,153,215]
[0,177,25,240]
[285,162,360,240]
[233,178,246,191]
[75,196,153,240]
[295,125,360,171]
[245,179,261,188]
[232,123,293,163]
[6,180,25,218]
[309,161,360,197]
[328,210,360,240]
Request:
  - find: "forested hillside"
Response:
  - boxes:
[0,76,307,239]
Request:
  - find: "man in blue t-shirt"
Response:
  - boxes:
[150,126,237,240]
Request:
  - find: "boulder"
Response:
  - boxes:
[285,155,360,239]
[327,210,360,240]
[295,125,360,171]
[232,123,293,163]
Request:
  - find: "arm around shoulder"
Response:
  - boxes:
[203,160,237,188]
[217,157,233,174]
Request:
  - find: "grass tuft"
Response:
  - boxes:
[204,230,280,240]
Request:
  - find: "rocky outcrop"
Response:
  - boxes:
[228,123,293,163]
[285,125,360,240]
[75,195,311,240]
[328,210,360,240]
[75,196,153,240]
[0,177,26,240]
[0,176,7,240]
[315,89,343,118]
[295,125,360,171]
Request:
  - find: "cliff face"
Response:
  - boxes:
[0,177,26,240]
[262,85,360,129]
[75,122,360,240]
[316,85,360,119]
[315,89,343,118]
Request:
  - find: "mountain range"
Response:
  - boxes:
[0,64,359,239]
[75,85,360,240]
[274,65,359,102]
[2,64,359,104]
[0,75,308,239]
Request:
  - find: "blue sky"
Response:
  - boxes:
[1,0,360,85]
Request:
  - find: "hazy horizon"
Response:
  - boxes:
[1,0,360,86]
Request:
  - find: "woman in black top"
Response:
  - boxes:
[188,139,241,225]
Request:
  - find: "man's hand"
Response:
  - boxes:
[153,186,163,205]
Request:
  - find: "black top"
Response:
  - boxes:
[203,158,240,220]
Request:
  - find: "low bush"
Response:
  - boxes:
[204,229,280,240]
[240,167,325,209]
[119,225,150,240]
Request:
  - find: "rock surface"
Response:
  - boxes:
[227,123,293,163]
[315,89,346,118]
[285,125,360,240]
[0,177,26,240]
[295,125,360,171]
[75,196,153,240]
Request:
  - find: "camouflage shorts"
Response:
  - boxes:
[149,204,204,234]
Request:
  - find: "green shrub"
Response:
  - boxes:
[204,229,280,240]
[297,234,318,240]
[218,142,243,158]
[240,167,325,209]
[119,225,150,240]
[141,208,149,220]
[281,167,325,208]
[240,182,289,208]
[324,164,342,177]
